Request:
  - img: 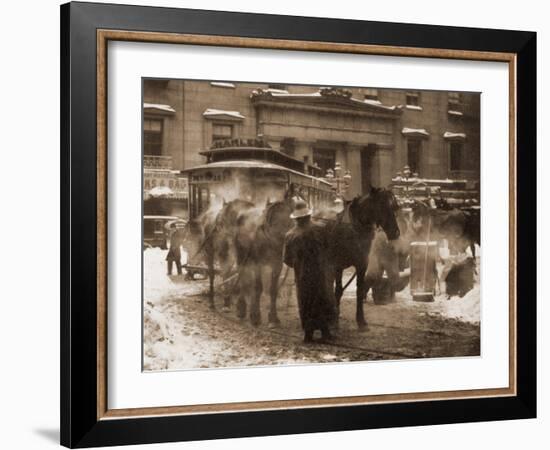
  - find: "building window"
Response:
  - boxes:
[407,140,421,174]
[144,118,163,156]
[212,123,234,143]
[280,138,296,156]
[448,92,462,112]
[364,88,379,101]
[313,148,336,176]
[449,142,464,171]
[406,91,421,107]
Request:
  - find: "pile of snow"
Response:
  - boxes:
[143,300,228,371]
[143,247,190,304]
[143,247,233,370]
[420,286,480,324]
[143,302,178,370]
[410,250,481,324]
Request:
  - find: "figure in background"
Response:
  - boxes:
[283,199,336,343]
[285,183,306,207]
[331,196,346,223]
[166,222,186,275]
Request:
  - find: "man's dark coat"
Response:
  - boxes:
[283,221,336,332]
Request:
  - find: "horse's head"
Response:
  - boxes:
[411,200,430,223]
[216,199,255,229]
[264,200,293,237]
[181,216,209,261]
[350,187,401,241]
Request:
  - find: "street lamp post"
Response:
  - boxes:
[324,162,352,196]
[402,164,412,199]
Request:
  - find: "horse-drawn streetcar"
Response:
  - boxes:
[179,139,336,281]
[182,140,334,219]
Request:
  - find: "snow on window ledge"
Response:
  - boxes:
[443,131,467,140]
[143,103,176,113]
[402,127,430,137]
[210,82,236,88]
[263,88,289,94]
[203,108,245,120]
[405,104,423,111]
[448,110,464,116]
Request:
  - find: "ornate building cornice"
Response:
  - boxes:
[250,87,402,119]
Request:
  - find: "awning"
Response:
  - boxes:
[402,127,430,138]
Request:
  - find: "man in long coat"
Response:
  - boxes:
[166,222,186,275]
[283,200,336,343]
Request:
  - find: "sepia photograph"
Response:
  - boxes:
[142,79,481,371]
[56,2,538,446]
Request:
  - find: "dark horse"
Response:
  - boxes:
[326,187,401,329]
[235,200,293,326]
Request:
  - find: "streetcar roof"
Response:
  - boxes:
[200,145,305,166]
[181,160,333,187]
[199,145,323,177]
[143,215,181,220]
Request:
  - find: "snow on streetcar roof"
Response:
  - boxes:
[181,160,333,185]
[143,215,181,220]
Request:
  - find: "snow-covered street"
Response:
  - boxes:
[143,248,480,371]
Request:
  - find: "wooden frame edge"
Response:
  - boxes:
[100,387,516,420]
[509,55,518,397]
[97,29,516,62]
[96,28,518,421]
[97,28,108,420]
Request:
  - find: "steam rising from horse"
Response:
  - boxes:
[185,187,400,331]
[236,200,293,326]
[411,201,480,257]
[186,198,293,325]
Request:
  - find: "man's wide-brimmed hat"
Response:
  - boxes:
[290,199,312,219]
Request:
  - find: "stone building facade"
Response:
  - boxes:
[143,79,480,199]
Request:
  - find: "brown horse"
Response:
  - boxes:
[209,199,260,309]
[190,198,292,325]
[362,211,412,304]
[184,199,258,309]
[235,200,294,326]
